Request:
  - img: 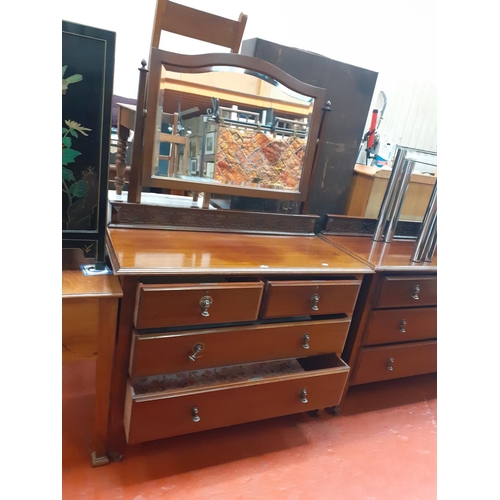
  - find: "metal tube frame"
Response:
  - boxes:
[410,181,437,262]
[383,158,416,242]
[372,147,408,241]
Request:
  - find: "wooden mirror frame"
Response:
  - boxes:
[141,48,327,202]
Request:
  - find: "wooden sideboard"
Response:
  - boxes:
[100,227,373,461]
[344,164,436,221]
[318,235,437,387]
[62,270,123,466]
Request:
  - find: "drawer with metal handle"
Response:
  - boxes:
[134,281,264,329]
[260,279,362,319]
[124,354,349,444]
[363,307,437,346]
[351,340,437,385]
[129,317,352,377]
[374,275,437,309]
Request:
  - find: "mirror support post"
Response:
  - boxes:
[127,60,149,204]
[302,101,332,214]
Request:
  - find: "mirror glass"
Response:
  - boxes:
[151,65,315,194]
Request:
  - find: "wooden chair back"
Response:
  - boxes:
[150,0,248,55]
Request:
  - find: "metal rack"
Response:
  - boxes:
[372,146,437,262]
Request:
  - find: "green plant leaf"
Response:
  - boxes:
[62,147,81,166]
[62,167,75,181]
[65,74,83,85]
[69,180,89,198]
[62,127,69,134]
[69,129,78,138]
[62,137,72,148]
[62,66,67,77]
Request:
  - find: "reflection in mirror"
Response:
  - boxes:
[152,66,314,193]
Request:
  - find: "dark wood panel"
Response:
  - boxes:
[129,318,351,377]
[239,38,378,224]
[352,341,437,385]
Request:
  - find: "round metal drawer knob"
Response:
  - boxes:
[311,293,320,311]
[411,285,420,300]
[386,357,395,371]
[302,334,310,349]
[192,406,200,422]
[300,388,308,404]
[200,295,213,317]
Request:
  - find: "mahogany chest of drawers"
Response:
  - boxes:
[319,235,437,387]
[103,228,373,457]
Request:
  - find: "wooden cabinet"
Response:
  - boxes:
[103,228,373,456]
[319,235,437,387]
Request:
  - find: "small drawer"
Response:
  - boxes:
[134,281,264,329]
[129,318,351,377]
[351,340,437,385]
[364,307,437,346]
[124,354,349,444]
[374,275,437,309]
[260,279,361,319]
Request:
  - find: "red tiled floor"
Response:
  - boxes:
[62,359,437,499]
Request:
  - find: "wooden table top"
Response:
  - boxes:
[319,235,437,272]
[62,270,123,299]
[106,228,374,276]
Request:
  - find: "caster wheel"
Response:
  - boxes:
[109,452,124,463]
[308,409,320,418]
[325,406,341,416]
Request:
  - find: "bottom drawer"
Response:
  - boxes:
[351,341,437,385]
[124,354,349,444]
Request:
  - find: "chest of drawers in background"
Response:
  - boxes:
[318,234,437,387]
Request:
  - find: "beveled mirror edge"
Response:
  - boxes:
[141,48,327,202]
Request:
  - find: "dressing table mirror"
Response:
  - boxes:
[113,49,328,215]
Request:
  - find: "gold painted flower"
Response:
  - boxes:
[65,120,92,136]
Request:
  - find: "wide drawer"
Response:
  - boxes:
[364,307,437,346]
[260,279,361,319]
[129,318,351,377]
[134,281,264,329]
[351,340,437,385]
[124,354,349,444]
[374,275,437,309]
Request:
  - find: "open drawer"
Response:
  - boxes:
[129,318,351,377]
[124,354,349,444]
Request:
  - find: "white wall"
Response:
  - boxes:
[61,0,437,152]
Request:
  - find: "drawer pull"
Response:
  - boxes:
[199,295,213,317]
[189,343,204,361]
[411,285,420,300]
[302,334,310,349]
[311,293,320,311]
[192,406,201,422]
[300,388,308,404]
[386,357,395,371]
[399,319,407,333]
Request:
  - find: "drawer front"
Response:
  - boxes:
[134,281,264,329]
[351,341,437,385]
[260,279,361,319]
[130,318,351,377]
[374,275,437,309]
[124,355,349,444]
[364,307,437,346]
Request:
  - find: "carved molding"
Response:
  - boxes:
[109,201,318,235]
[323,215,421,239]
